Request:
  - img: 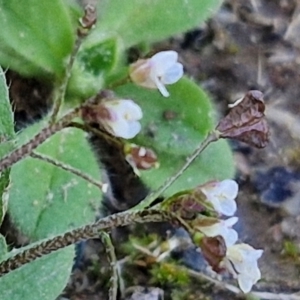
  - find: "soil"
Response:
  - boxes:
[4,0,300,299]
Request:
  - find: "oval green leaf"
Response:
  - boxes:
[89,0,222,48]
[0,0,74,77]
[8,127,102,240]
[0,67,14,226]
[0,234,7,262]
[0,246,74,300]
[67,37,120,99]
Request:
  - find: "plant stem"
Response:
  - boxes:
[30,151,103,190]
[50,34,84,124]
[185,267,300,300]
[132,131,220,211]
[0,107,81,173]
[68,122,124,147]
[0,209,180,276]
[100,232,118,300]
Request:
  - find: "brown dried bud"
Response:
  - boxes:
[81,102,109,126]
[125,144,159,170]
[216,90,269,148]
[199,236,227,272]
[162,192,207,220]
[78,4,97,36]
[81,91,124,125]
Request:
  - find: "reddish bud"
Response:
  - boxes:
[81,103,110,125]
[216,90,269,148]
[162,193,207,220]
[199,236,227,272]
[125,144,158,170]
[81,91,113,124]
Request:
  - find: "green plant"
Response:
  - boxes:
[151,262,190,286]
[0,1,269,299]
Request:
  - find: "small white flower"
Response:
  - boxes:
[101,99,142,139]
[130,50,183,97]
[222,243,263,293]
[201,179,239,216]
[197,217,238,247]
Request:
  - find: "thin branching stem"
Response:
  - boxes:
[185,268,300,300]
[50,34,85,124]
[250,291,300,300]
[30,151,103,190]
[68,122,124,147]
[0,107,82,173]
[0,209,181,277]
[100,232,118,300]
[132,131,220,210]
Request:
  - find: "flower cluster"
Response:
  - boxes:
[88,51,183,139]
[196,179,263,293]
[82,50,265,293]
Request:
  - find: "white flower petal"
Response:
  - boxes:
[225,244,263,293]
[106,118,128,138]
[201,180,238,216]
[153,75,169,97]
[114,99,143,121]
[108,120,141,139]
[101,99,143,139]
[161,63,184,84]
[219,179,239,199]
[133,106,143,120]
[238,275,254,293]
[224,216,239,227]
[130,50,183,96]
[151,50,178,74]
[198,218,238,247]
[198,223,220,237]
[126,121,142,139]
[208,196,223,213]
[224,228,238,246]
[218,197,237,216]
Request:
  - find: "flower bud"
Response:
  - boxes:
[82,98,143,139]
[125,144,159,170]
[130,51,183,97]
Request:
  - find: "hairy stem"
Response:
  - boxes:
[0,107,82,173]
[30,151,103,190]
[132,131,220,210]
[0,209,179,276]
[100,232,118,300]
[50,28,85,124]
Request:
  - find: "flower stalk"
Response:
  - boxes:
[50,4,97,124]
[0,209,181,276]
[132,131,220,210]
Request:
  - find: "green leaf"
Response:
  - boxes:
[0,246,74,300]
[115,77,235,197]
[0,0,74,77]
[0,170,10,226]
[79,38,120,76]
[90,0,222,48]
[67,37,120,98]
[8,127,102,240]
[0,234,7,262]
[0,67,14,226]
[0,68,14,140]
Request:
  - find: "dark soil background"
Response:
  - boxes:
[4,0,300,299]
